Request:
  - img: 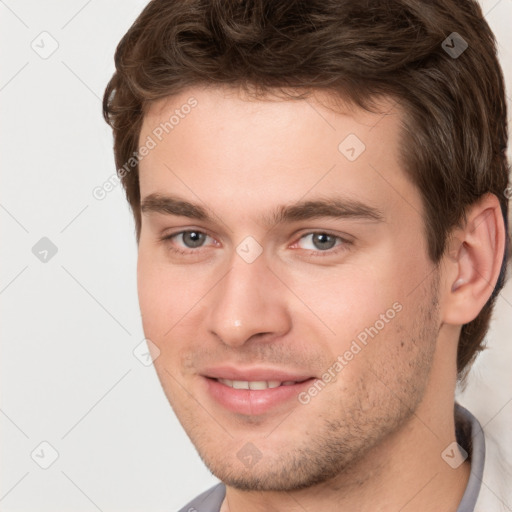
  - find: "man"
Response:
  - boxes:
[103,0,510,510]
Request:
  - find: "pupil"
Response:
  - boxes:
[184,231,205,248]
[313,233,336,250]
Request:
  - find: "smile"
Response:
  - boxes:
[216,378,303,390]
[202,374,316,415]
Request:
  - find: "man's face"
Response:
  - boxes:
[137,86,441,490]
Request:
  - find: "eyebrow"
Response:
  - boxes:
[140,193,385,225]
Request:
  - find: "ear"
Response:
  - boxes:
[441,193,506,325]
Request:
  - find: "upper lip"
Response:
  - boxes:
[201,366,315,382]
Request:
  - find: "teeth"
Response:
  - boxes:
[232,380,249,389]
[248,381,269,390]
[217,379,293,389]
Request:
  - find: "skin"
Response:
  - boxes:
[136,84,505,511]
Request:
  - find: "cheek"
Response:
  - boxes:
[281,259,401,346]
[285,253,425,378]
[319,294,434,407]
[136,245,216,348]
[137,248,161,336]
[137,247,183,340]
[137,250,197,391]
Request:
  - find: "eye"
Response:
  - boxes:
[161,230,216,254]
[295,232,348,253]
[176,231,209,248]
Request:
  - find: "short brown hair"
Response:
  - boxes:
[103,0,509,377]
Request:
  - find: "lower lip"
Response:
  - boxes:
[203,377,315,415]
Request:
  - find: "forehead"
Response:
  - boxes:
[137,85,417,224]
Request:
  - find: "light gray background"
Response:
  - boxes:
[1,1,511,510]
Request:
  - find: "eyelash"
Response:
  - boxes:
[159,230,352,258]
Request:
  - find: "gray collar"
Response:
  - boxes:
[455,403,485,511]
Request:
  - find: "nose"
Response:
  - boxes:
[206,250,292,348]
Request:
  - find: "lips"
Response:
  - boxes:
[200,366,316,415]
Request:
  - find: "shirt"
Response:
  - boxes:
[178,403,485,512]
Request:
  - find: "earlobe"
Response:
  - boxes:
[442,194,505,326]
